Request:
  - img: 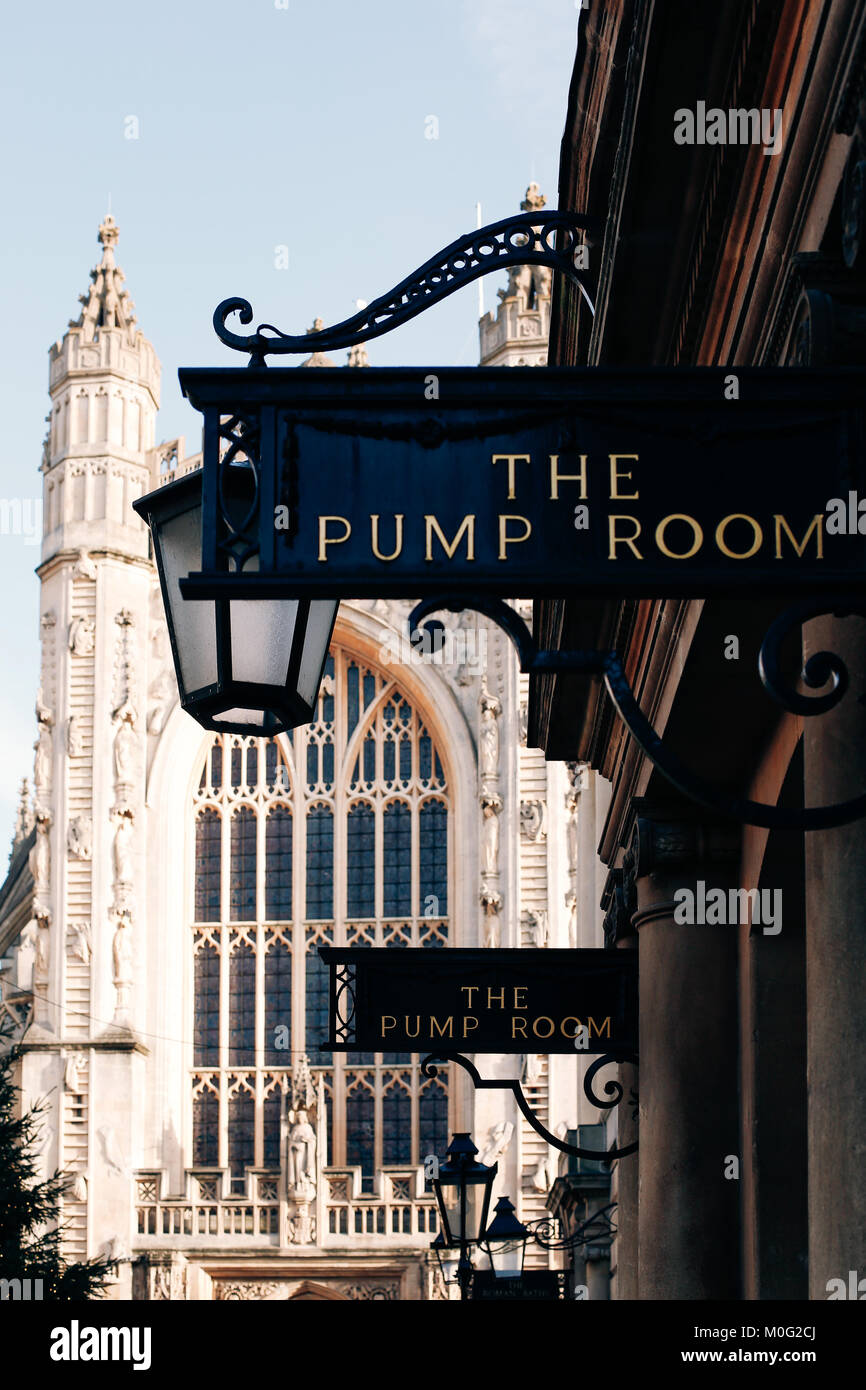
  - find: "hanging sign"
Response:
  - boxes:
[179,366,866,600]
[319,947,638,1055]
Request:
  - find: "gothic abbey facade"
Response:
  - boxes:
[0,191,612,1301]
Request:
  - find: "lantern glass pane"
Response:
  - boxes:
[228,599,299,685]
[296,601,338,706]
[159,505,217,694]
[488,1242,523,1277]
[212,707,269,727]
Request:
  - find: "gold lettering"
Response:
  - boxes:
[655,513,703,559]
[370,513,404,561]
[532,1016,555,1038]
[511,1016,528,1040]
[430,1016,454,1038]
[588,1016,611,1037]
[715,514,762,559]
[425,514,475,561]
[774,513,824,560]
[380,1015,396,1036]
[608,514,643,559]
[560,1017,581,1037]
[460,986,479,1007]
[549,454,587,500]
[609,453,639,500]
[318,515,351,561]
[498,515,531,560]
[404,1016,421,1038]
[462,1016,479,1038]
[491,453,531,500]
[487,987,506,1008]
[513,987,528,1010]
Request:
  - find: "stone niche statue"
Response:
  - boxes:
[479,688,501,780]
[112,808,134,886]
[480,792,502,875]
[287,1110,317,1199]
[112,702,139,788]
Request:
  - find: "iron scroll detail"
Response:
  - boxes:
[421,1053,638,1163]
[409,597,866,832]
[213,210,598,364]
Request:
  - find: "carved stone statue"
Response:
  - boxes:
[69,616,96,656]
[72,548,97,580]
[479,1120,514,1167]
[32,905,51,978]
[29,812,51,892]
[112,703,138,786]
[566,787,580,873]
[66,715,83,758]
[65,1052,87,1092]
[526,909,548,949]
[34,695,54,794]
[479,688,501,780]
[480,792,502,875]
[287,1110,317,1197]
[67,815,92,861]
[520,799,547,842]
[69,921,92,965]
[113,808,134,885]
[112,914,134,1022]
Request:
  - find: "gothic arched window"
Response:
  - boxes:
[190,645,452,1195]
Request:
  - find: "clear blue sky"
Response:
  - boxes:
[0,0,579,850]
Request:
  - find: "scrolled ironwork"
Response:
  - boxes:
[213,210,598,363]
[410,598,866,831]
[421,1052,637,1162]
[333,963,357,1046]
[584,1053,633,1110]
[527,1203,618,1252]
[757,599,866,715]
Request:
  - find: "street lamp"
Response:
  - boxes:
[429,1133,497,1300]
[481,1195,529,1280]
[133,469,337,738]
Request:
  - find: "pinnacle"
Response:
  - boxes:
[70,213,138,339]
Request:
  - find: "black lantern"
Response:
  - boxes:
[482,1195,529,1279]
[431,1133,497,1248]
[133,470,337,738]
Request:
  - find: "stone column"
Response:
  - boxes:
[602,867,638,1299]
[629,804,741,1300]
[803,614,866,1297]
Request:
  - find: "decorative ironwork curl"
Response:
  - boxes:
[214,211,598,363]
[528,1203,618,1251]
[410,598,866,831]
[333,964,356,1046]
[757,599,866,715]
[584,1054,631,1109]
[421,1053,637,1162]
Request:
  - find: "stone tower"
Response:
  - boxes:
[479,183,551,367]
[22,216,158,1282]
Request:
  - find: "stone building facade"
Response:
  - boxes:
[0,195,611,1300]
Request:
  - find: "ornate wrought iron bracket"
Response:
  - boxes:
[527,1202,618,1252]
[409,597,866,832]
[421,1052,638,1163]
[213,210,599,364]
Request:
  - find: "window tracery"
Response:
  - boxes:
[190,645,452,1195]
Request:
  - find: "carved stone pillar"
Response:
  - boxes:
[629,803,741,1300]
[803,615,866,1297]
